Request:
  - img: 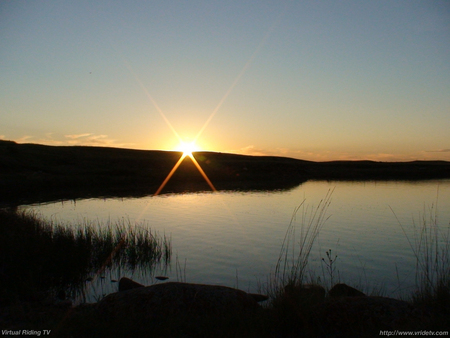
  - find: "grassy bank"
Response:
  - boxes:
[392,201,450,317]
[0,209,171,305]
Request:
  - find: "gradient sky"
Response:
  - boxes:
[1,1,449,161]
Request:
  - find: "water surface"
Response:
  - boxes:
[23,179,450,300]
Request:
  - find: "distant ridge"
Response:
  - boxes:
[1,140,449,205]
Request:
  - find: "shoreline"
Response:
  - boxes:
[1,140,449,206]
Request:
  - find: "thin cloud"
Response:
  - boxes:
[64,134,132,147]
[426,149,450,153]
[16,136,33,143]
[12,133,134,149]
[228,146,439,162]
[65,133,92,140]
[231,145,319,160]
[234,145,268,156]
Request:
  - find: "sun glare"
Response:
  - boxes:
[178,141,198,156]
[154,139,215,196]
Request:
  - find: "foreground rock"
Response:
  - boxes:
[282,284,326,308]
[97,282,264,320]
[314,295,428,335]
[328,283,366,298]
[273,283,430,336]
[118,277,144,291]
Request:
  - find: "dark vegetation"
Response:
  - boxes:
[1,140,449,205]
[0,209,171,330]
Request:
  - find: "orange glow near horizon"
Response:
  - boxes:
[117,19,282,195]
[119,27,274,195]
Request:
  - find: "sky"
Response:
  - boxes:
[1,1,449,161]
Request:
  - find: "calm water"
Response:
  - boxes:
[22,180,450,300]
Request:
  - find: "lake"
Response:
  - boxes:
[21,179,450,302]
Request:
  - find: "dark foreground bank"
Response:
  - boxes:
[1,209,449,337]
[1,140,449,205]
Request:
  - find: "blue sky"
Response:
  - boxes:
[1,0,449,161]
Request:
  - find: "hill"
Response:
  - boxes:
[1,140,449,205]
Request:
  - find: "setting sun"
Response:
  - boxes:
[177,141,199,156]
[154,139,215,196]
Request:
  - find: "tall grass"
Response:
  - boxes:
[0,209,171,302]
[263,189,333,300]
[391,194,450,314]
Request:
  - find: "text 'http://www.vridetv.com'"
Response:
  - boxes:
[379,330,449,336]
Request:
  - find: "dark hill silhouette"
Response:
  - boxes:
[1,140,449,205]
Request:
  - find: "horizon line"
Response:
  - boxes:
[2,139,449,164]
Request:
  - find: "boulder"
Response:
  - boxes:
[314,296,428,335]
[118,277,144,292]
[97,282,262,320]
[248,293,269,302]
[328,283,366,298]
[283,284,326,305]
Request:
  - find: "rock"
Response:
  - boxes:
[248,293,269,302]
[270,284,327,335]
[283,284,326,305]
[117,277,268,301]
[314,296,428,335]
[118,277,144,292]
[329,283,366,298]
[97,282,261,320]
[155,276,169,281]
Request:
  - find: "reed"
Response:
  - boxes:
[263,189,333,302]
[0,208,171,302]
[321,248,339,290]
[391,195,450,315]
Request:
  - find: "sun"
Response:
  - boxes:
[177,141,199,157]
[155,139,214,195]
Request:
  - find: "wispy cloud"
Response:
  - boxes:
[11,133,134,149]
[65,133,92,140]
[64,134,111,146]
[16,135,34,143]
[233,145,268,156]
[231,145,325,160]
[228,145,450,162]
